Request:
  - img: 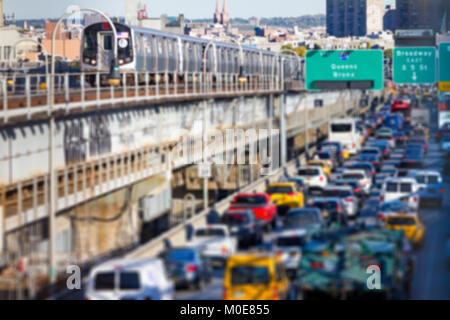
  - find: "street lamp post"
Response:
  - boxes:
[279,49,304,161]
[47,8,118,292]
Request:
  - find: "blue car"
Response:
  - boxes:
[409,170,444,208]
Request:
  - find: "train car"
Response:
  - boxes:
[81,21,301,87]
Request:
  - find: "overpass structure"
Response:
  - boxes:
[0,69,386,296]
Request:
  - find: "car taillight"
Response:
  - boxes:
[346,198,354,203]
[370,171,375,176]
[423,144,426,149]
[145,297,153,300]
[337,206,343,214]
[440,188,444,194]
[373,161,379,165]
[288,192,296,196]
[223,287,229,300]
[338,152,343,157]
[272,285,280,299]
[84,297,90,300]
[380,195,384,202]
[221,246,228,255]
[378,214,385,220]
[355,188,361,193]
[186,264,198,272]
[319,176,324,182]
[311,262,324,269]
[384,149,389,154]
[352,143,356,148]
[413,196,418,202]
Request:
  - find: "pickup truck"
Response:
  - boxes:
[189,225,238,267]
[228,193,277,230]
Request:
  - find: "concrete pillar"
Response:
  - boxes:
[280,94,287,166]
[0,205,3,253]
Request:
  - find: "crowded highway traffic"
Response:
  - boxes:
[77,87,450,301]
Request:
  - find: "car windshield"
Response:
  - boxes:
[309,201,338,211]
[285,211,320,227]
[168,249,195,262]
[318,153,331,159]
[267,186,294,194]
[222,213,250,225]
[416,175,439,184]
[298,169,319,176]
[276,236,307,247]
[342,173,364,180]
[331,124,352,132]
[231,266,270,285]
[323,189,352,197]
[387,217,416,226]
[195,228,226,237]
[362,149,379,155]
[234,196,267,205]
[119,272,140,290]
[95,272,115,291]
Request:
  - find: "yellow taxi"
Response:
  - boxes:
[385,214,425,248]
[266,182,305,209]
[343,148,350,160]
[223,253,290,300]
[307,160,332,178]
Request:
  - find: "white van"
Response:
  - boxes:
[329,119,361,155]
[85,258,175,300]
[380,177,420,210]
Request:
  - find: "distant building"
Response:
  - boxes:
[383,4,397,31]
[326,0,384,37]
[213,0,230,26]
[139,14,186,34]
[395,0,449,33]
[84,13,107,27]
[249,17,260,26]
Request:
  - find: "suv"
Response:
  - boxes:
[381,178,420,210]
[341,169,372,195]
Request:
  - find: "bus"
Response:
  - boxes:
[328,119,361,156]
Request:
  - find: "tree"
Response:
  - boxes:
[384,49,393,59]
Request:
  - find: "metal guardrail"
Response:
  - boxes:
[0,71,281,123]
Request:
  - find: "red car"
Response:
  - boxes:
[228,193,277,226]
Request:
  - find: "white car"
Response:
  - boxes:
[189,225,238,265]
[297,166,328,189]
[322,186,359,217]
[380,177,420,210]
[341,169,372,195]
[271,229,306,278]
[85,258,175,300]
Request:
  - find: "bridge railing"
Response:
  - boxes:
[0,71,281,124]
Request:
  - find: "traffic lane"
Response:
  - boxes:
[175,269,224,300]
[411,142,450,300]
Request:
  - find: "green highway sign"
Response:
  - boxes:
[305,50,384,91]
[393,47,436,84]
[439,43,450,91]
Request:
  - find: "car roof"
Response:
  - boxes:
[325,185,353,191]
[90,257,162,274]
[276,229,308,237]
[409,170,441,177]
[384,177,417,184]
[268,182,295,187]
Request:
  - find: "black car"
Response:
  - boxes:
[357,199,381,228]
[221,210,263,248]
[160,247,213,290]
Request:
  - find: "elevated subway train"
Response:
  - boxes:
[81,22,303,86]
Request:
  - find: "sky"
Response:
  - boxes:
[3,0,396,20]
